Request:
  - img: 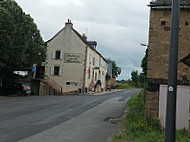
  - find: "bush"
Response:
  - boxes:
[116,83,136,89]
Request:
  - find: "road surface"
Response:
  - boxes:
[0,89,140,142]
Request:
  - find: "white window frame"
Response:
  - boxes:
[50,66,62,76]
[52,50,63,59]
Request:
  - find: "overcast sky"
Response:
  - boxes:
[14,0,150,80]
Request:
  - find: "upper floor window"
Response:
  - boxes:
[161,21,166,26]
[89,54,92,64]
[93,57,95,65]
[55,51,61,59]
[52,50,62,59]
[95,58,98,66]
[185,21,189,26]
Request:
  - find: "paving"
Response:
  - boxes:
[0,89,140,142]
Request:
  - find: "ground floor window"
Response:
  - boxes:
[54,66,60,75]
[66,82,71,86]
[50,66,62,76]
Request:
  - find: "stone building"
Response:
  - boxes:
[39,20,110,95]
[146,0,190,123]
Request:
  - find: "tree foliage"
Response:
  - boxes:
[129,70,146,88]
[131,70,139,86]
[141,49,148,77]
[0,0,46,78]
[106,58,121,78]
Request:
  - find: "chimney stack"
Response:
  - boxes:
[65,18,73,28]
[82,33,87,41]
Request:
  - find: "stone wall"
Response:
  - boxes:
[145,90,159,120]
[39,80,60,96]
[147,8,190,81]
[146,7,190,123]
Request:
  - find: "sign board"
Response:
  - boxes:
[94,67,99,70]
[64,53,82,63]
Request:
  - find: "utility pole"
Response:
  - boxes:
[165,0,180,142]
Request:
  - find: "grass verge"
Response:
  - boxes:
[116,83,136,89]
[113,90,188,142]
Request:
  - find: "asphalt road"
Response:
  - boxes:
[0,89,140,142]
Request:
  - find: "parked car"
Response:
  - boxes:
[2,82,31,96]
[21,84,31,96]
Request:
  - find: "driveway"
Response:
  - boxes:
[0,89,140,142]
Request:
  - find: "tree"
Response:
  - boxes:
[141,49,148,77]
[0,0,46,84]
[131,70,139,86]
[106,58,121,78]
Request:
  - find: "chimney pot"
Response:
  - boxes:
[65,19,73,28]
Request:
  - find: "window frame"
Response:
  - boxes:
[55,51,61,59]
[54,66,60,76]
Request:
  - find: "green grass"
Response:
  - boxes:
[116,83,136,89]
[113,90,189,142]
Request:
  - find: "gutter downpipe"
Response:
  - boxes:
[83,46,88,94]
